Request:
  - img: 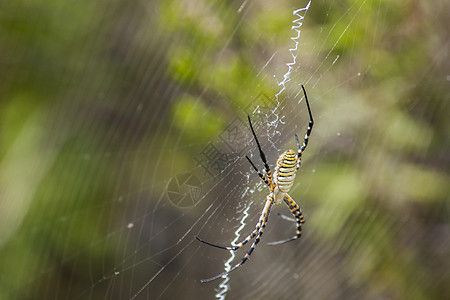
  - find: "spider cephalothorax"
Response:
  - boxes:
[196,85,314,282]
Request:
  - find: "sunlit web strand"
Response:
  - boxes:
[267,1,311,133]
[215,195,253,299]
[305,0,367,89]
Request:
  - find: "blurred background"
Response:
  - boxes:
[0,0,448,299]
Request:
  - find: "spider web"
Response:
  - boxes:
[0,0,448,300]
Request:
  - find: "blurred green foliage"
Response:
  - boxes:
[0,0,448,299]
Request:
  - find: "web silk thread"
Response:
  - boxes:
[270,1,311,129]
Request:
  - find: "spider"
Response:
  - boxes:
[195,85,314,283]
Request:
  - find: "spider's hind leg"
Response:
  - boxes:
[195,228,257,251]
[195,192,276,252]
[267,194,304,246]
[200,194,275,282]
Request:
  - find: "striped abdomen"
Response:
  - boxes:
[274,149,297,193]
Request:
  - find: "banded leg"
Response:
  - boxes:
[247,115,273,187]
[195,192,275,251]
[200,194,274,283]
[267,194,304,246]
[296,85,314,170]
[195,222,257,251]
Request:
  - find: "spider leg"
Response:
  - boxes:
[246,155,270,187]
[200,193,275,283]
[195,227,256,251]
[195,192,273,251]
[267,193,304,246]
[247,115,273,187]
[296,85,314,171]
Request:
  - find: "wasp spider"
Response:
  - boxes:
[196,85,314,283]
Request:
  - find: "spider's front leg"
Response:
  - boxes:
[247,115,274,188]
[246,155,271,188]
[296,85,314,171]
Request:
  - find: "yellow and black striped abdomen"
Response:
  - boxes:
[274,149,297,193]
